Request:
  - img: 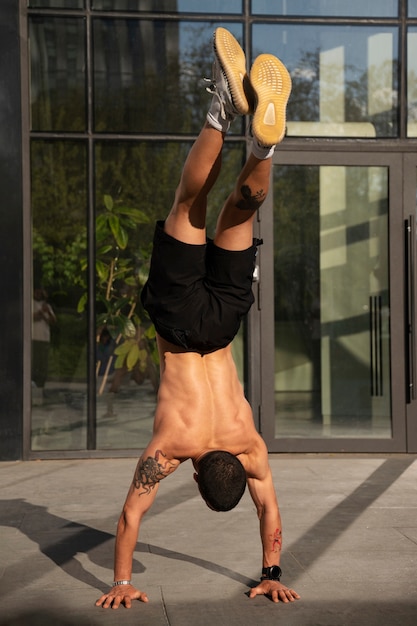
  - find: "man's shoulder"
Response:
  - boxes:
[238,433,270,478]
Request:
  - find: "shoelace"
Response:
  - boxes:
[203,77,234,121]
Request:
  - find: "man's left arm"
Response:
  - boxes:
[247,468,300,603]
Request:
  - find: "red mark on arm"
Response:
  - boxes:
[271,528,282,553]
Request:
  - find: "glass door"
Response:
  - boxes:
[258,151,408,452]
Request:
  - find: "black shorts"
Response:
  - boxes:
[141,221,262,352]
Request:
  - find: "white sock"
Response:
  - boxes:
[206,95,232,133]
[251,137,276,160]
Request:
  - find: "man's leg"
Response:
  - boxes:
[214,53,292,251]
[165,27,250,246]
[164,123,225,245]
[214,153,271,251]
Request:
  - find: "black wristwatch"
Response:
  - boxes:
[261,565,282,581]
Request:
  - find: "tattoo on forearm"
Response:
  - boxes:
[133,450,176,495]
[271,528,282,553]
[236,185,266,211]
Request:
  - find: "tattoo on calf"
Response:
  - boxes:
[133,449,176,495]
[236,185,266,211]
[271,528,282,553]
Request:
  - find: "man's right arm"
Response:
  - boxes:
[96,447,180,609]
[244,437,300,604]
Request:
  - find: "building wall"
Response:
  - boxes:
[2,2,417,459]
[0,0,24,460]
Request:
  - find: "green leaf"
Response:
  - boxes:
[95,214,110,238]
[116,225,129,249]
[116,207,150,224]
[115,296,134,311]
[108,215,128,249]
[108,214,120,240]
[126,343,140,371]
[96,260,109,281]
[115,353,127,369]
[137,348,148,372]
[103,194,114,211]
[114,340,133,356]
[124,319,136,338]
[96,244,113,256]
[109,315,127,335]
[77,292,87,313]
[145,325,156,340]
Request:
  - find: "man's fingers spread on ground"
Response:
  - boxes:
[110,596,122,609]
[277,589,291,602]
[285,588,300,601]
[286,589,301,601]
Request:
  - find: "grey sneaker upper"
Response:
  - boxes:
[204,55,239,122]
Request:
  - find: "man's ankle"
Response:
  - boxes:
[251,137,275,159]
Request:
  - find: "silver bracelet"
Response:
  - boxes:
[112,579,131,586]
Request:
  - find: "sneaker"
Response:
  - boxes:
[205,27,251,120]
[250,54,292,146]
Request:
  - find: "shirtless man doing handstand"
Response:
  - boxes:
[96,27,299,609]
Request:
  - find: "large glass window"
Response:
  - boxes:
[408,28,417,137]
[92,0,242,12]
[93,140,245,448]
[253,24,399,138]
[30,17,86,132]
[252,0,398,17]
[93,140,182,446]
[93,20,244,135]
[409,0,417,17]
[31,140,88,451]
[29,1,84,7]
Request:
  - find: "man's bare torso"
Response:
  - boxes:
[153,334,267,478]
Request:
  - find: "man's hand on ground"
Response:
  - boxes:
[95,584,149,609]
[249,579,300,603]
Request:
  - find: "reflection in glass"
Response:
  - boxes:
[252,0,397,17]
[408,28,417,137]
[94,140,245,448]
[29,1,84,7]
[273,165,391,439]
[30,17,86,132]
[93,20,244,134]
[409,0,417,17]
[92,0,242,12]
[31,140,88,451]
[252,24,398,138]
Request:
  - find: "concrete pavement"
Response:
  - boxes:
[1,454,416,625]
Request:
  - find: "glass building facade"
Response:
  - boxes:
[1,0,417,459]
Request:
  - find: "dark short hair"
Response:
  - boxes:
[197,450,246,512]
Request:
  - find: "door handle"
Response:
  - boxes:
[405,216,416,403]
[370,295,383,397]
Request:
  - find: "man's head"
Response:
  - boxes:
[195,450,246,512]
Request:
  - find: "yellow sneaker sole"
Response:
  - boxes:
[250,54,292,145]
[214,27,250,115]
